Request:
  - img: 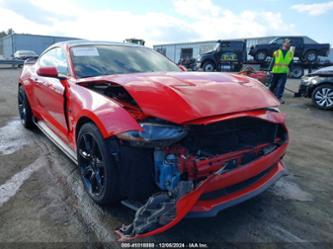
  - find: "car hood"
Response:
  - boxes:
[79,72,279,124]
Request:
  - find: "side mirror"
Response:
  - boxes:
[178,65,187,72]
[24,58,37,65]
[37,66,67,80]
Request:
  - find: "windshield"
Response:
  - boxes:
[70,45,180,78]
[214,43,220,51]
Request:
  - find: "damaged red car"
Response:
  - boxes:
[18,41,288,240]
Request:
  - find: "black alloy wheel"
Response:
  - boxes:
[18,86,33,128]
[77,123,119,204]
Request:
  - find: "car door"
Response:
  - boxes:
[33,47,69,138]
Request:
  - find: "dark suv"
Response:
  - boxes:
[197,40,246,72]
[297,66,333,110]
[249,36,330,63]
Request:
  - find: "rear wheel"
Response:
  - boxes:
[303,50,317,63]
[289,65,304,79]
[311,84,333,110]
[77,123,120,204]
[18,85,33,129]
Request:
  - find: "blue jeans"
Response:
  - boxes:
[269,73,287,100]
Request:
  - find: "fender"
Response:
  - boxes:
[70,84,142,140]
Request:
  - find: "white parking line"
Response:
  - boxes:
[0,157,44,207]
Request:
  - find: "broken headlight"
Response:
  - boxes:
[116,122,187,147]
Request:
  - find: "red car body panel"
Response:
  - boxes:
[77,72,279,124]
[19,41,288,240]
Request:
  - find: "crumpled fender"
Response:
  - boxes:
[70,84,142,139]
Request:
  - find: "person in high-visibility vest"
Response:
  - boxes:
[269,39,295,103]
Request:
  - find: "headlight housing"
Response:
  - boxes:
[116,122,187,147]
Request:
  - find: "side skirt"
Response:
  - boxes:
[34,120,78,164]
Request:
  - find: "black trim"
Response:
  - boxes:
[200,164,276,201]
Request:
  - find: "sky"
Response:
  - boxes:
[0,0,332,47]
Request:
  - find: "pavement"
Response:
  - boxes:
[0,68,332,248]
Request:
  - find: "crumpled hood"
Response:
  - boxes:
[82,72,279,124]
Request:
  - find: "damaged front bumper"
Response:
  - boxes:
[115,142,288,241]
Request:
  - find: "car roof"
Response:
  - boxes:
[51,39,142,49]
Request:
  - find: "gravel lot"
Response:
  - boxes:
[0,68,332,248]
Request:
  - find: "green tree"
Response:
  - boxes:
[0,28,15,39]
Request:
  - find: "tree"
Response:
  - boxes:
[0,31,6,39]
[0,28,15,39]
[7,28,14,35]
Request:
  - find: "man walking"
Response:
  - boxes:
[269,39,295,103]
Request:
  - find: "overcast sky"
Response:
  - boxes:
[0,0,332,46]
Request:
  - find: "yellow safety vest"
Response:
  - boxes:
[272,49,294,74]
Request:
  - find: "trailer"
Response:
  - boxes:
[243,59,333,78]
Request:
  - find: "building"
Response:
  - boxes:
[0,33,79,58]
[153,36,277,63]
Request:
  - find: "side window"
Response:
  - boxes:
[275,38,284,45]
[39,49,55,67]
[53,48,69,75]
[38,48,69,75]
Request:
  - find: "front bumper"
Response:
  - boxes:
[117,141,288,241]
[297,83,311,97]
[188,161,286,218]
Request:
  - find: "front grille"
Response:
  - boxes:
[182,117,286,156]
[199,164,276,201]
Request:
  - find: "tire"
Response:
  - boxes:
[289,65,304,79]
[254,50,267,62]
[77,123,120,204]
[18,85,33,129]
[202,61,216,72]
[311,84,333,110]
[303,50,317,63]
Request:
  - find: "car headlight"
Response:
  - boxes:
[310,79,318,84]
[116,122,187,147]
[301,76,318,85]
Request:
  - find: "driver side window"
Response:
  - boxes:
[39,48,69,75]
[275,38,284,45]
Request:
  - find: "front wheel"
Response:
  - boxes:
[77,123,120,204]
[202,61,216,72]
[18,85,33,129]
[254,50,267,61]
[311,84,333,110]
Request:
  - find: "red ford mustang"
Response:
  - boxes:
[18,40,288,240]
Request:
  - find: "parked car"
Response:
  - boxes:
[19,40,288,240]
[249,36,330,63]
[178,56,197,71]
[238,65,270,85]
[14,50,39,60]
[197,40,247,72]
[297,66,333,110]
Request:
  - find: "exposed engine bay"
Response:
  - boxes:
[83,82,288,240]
